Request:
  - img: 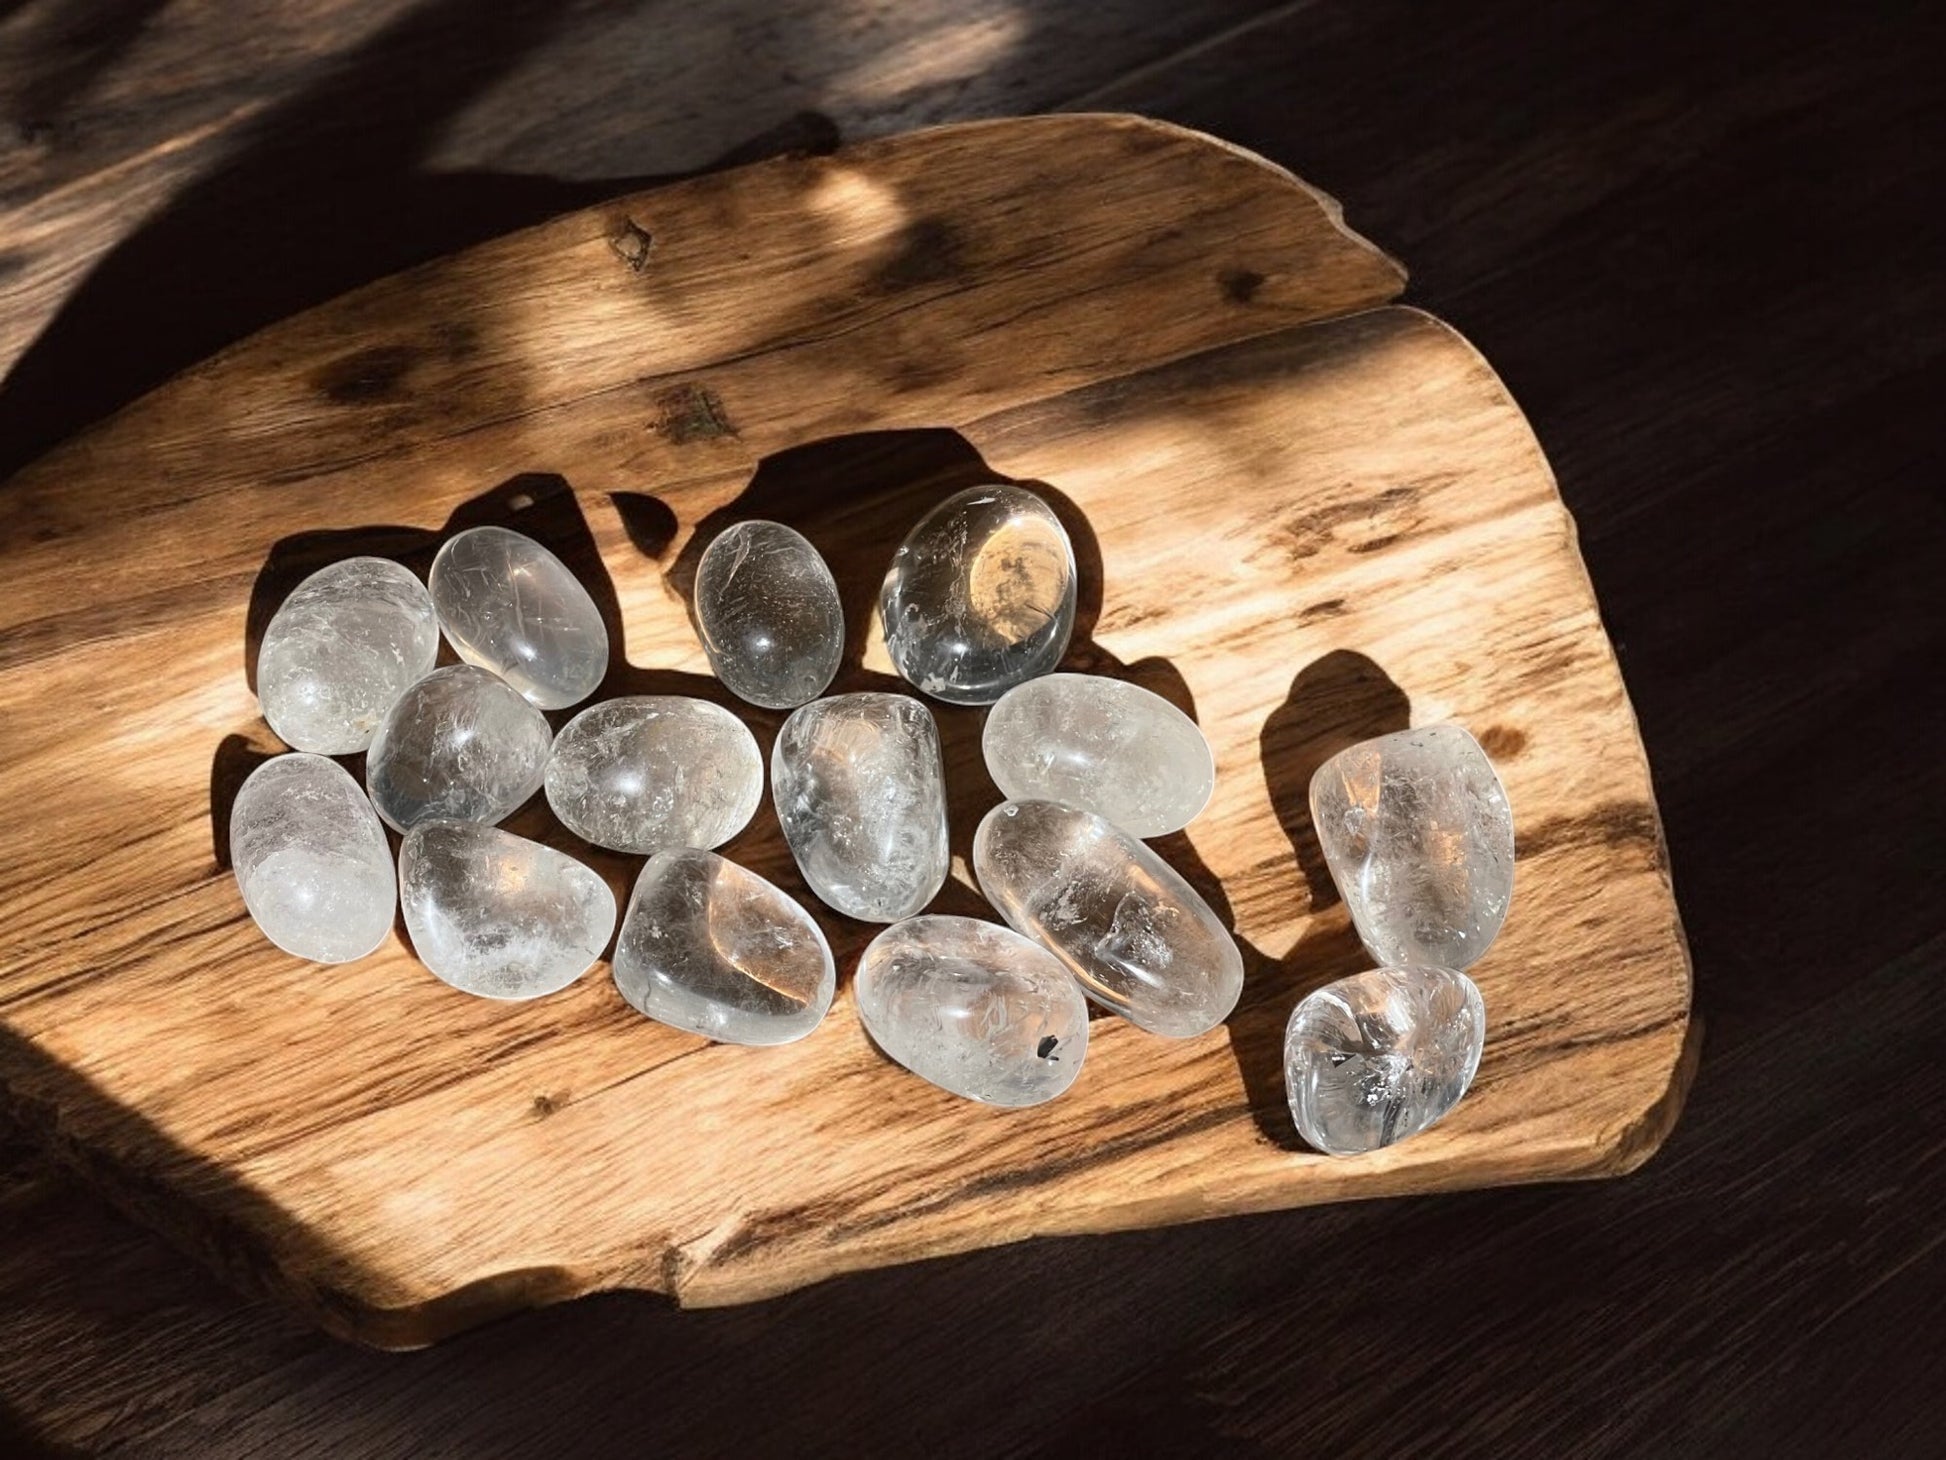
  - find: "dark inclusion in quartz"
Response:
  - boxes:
[855,915,1090,1106]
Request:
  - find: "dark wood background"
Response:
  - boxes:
[1,1,1940,1454]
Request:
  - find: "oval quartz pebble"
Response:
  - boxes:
[856,915,1090,1106]
[612,848,835,1045]
[974,799,1243,1037]
[1309,723,1514,970]
[694,520,844,709]
[429,525,608,709]
[257,556,440,754]
[399,821,615,1000]
[983,673,1215,838]
[772,692,949,922]
[545,696,762,854]
[230,752,395,963]
[365,664,552,832]
[880,483,1076,705]
[1283,965,1486,1156]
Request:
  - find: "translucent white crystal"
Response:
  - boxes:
[1309,723,1514,969]
[256,557,439,754]
[365,665,552,833]
[429,525,608,710]
[880,484,1076,705]
[856,915,1089,1106]
[398,820,614,1000]
[230,753,394,963]
[612,848,835,1045]
[1283,965,1485,1155]
[694,520,843,709]
[982,673,1215,838]
[973,799,1243,1037]
[772,692,949,922]
[544,696,761,854]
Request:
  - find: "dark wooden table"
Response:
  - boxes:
[2,2,1940,1454]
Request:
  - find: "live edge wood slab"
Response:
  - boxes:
[0,114,1693,1348]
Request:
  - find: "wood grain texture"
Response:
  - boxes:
[0,0,1282,478]
[0,111,1691,1346]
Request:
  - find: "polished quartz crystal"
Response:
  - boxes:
[1309,723,1514,969]
[398,820,615,999]
[365,665,552,832]
[544,696,762,854]
[429,525,608,709]
[982,673,1215,838]
[257,557,439,754]
[973,799,1243,1037]
[1283,965,1485,1156]
[612,849,835,1045]
[772,693,949,922]
[856,916,1089,1106]
[694,520,843,709]
[230,753,394,963]
[879,483,1076,704]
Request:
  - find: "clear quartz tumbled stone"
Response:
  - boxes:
[880,483,1076,705]
[256,557,440,754]
[973,799,1243,1038]
[982,673,1215,838]
[612,848,836,1045]
[399,821,615,1000]
[429,525,608,710]
[230,753,395,963]
[694,520,844,710]
[1309,724,1514,970]
[856,915,1090,1106]
[1283,965,1486,1156]
[365,665,553,833]
[544,696,762,854]
[772,692,950,922]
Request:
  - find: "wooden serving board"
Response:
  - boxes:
[0,114,1694,1348]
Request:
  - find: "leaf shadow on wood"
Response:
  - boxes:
[1225,651,1411,1150]
[0,0,840,482]
[0,1020,577,1356]
[3,0,173,129]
